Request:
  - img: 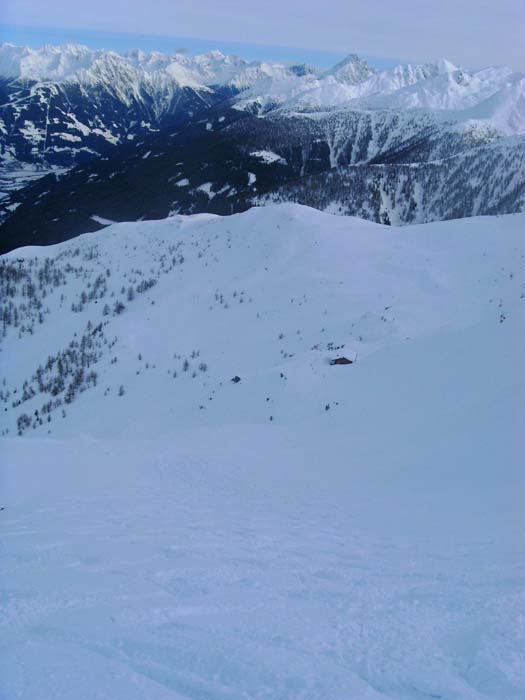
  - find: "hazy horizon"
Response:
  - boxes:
[0,23,407,72]
[1,0,524,71]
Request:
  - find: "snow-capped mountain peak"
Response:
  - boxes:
[1,42,520,119]
[274,54,523,121]
[0,42,95,82]
[323,53,377,84]
[435,57,458,74]
[0,42,248,89]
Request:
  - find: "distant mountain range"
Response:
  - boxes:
[1,43,524,252]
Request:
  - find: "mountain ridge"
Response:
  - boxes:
[1,42,524,249]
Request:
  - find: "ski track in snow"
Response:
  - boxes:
[1,427,524,700]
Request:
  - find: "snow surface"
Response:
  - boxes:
[196,182,215,198]
[90,215,117,226]
[250,150,288,165]
[1,204,524,699]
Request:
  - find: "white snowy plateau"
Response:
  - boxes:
[1,42,524,134]
[1,203,523,699]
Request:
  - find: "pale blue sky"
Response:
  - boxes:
[0,24,398,70]
[1,0,524,70]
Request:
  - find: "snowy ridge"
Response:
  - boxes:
[235,55,525,137]
[1,203,524,699]
[0,42,294,91]
[1,42,523,130]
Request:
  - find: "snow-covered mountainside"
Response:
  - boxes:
[2,102,523,252]
[0,43,310,188]
[257,137,525,224]
[0,44,323,220]
[1,204,523,699]
[0,45,232,206]
[232,54,524,131]
[1,42,524,241]
[1,42,523,173]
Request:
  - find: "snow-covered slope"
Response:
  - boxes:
[257,137,525,224]
[460,76,525,135]
[1,204,524,699]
